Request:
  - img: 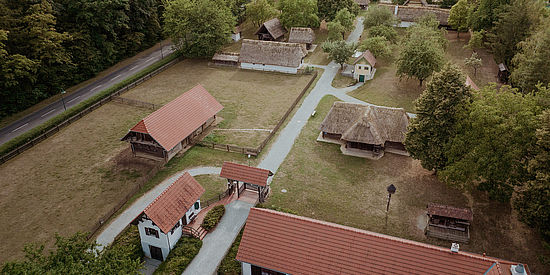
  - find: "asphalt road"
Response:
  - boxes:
[0,43,175,146]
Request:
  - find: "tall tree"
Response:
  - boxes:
[440,85,541,202]
[405,63,471,172]
[0,232,142,274]
[327,20,346,40]
[464,52,482,77]
[245,0,278,27]
[334,8,354,32]
[396,24,445,85]
[448,0,470,37]
[440,0,458,8]
[467,30,486,50]
[468,0,509,31]
[278,0,320,28]
[368,25,397,43]
[321,40,356,68]
[511,21,550,93]
[488,0,543,66]
[515,109,550,241]
[358,36,392,59]
[317,0,359,21]
[363,5,397,29]
[164,0,235,57]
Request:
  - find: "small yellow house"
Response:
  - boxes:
[353,50,377,82]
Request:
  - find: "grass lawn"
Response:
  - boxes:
[195,174,227,202]
[122,59,313,148]
[304,28,331,66]
[266,95,548,272]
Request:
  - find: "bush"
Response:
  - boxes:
[201,205,226,231]
[0,52,181,160]
[217,229,243,275]
[110,225,144,261]
[154,237,202,275]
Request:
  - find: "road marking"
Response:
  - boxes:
[129,65,139,71]
[11,123,28,133]
[67,95,81,103]
[41,109,56,118]
[91,85,103,92]
[145,56,156,62]
[113,74,122,79]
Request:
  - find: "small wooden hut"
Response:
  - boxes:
[498,63,509,83]
[288,27,315,50]
[212,52,240,67]
[121,85,223,162]
[319,102,409,159]
[255,18,286,41]
[425,203,473,243]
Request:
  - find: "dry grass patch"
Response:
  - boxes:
[195,174,227,201]
[266,95,548,272]
[122,59,312,147]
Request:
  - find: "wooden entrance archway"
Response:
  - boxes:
[220,162,273,203]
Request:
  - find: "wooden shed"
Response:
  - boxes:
[498,63,509,83]
[255,18,286,41]
[121,85,223,162]
[220,162,273,203]
[288,27,315,50]
[425,203,473,243]
[212,52,240,67]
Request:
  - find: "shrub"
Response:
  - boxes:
[110,225,144,261]
[201,205,226,231]
[154,237,202,274]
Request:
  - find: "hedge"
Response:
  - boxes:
[109,225,144,261]
[0,52,181,159]
[154,237,202,275]
[201,205,225,231]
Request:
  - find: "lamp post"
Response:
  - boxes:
[386,184,396,212]
[60,89,67,111]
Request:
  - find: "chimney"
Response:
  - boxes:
[450,243,459,253]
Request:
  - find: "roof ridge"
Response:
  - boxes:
[144,172,189,212]
[251,208,506,265]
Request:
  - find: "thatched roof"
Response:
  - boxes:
[320,102,409,145]
[288,27,315,44]
[255,18,286,40]
[354,50,377,67]
[239,39,306,68]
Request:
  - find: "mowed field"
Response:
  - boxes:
[266,95,548,272]
[0,60,312,264]
[122,59,313,147]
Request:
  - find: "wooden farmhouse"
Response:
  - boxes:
[255,18,286,41]
[220,161,273,203]
[425,203,473,243]
[132,172,205,261]
[319,102,409,159]
[231,25,242,42]
[121,84,223,162]
[236,208,530,275]
[353,50,377,82]
[288,27,315,50]
[239,39,307,74]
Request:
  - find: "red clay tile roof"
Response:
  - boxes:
[220,162,273,187]
[427,202,473,221]
[466,75,480,90]
[126,84,223,150]
[354,50,377,67]
[236,208,527,275]
[143,172,205,233]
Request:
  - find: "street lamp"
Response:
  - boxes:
[386,184,396,212]
[60,89,67,111]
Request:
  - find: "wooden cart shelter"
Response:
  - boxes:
[425,203,473,243]
[220,161,273,203]
[121,84,223,162]
[255,18,286,41]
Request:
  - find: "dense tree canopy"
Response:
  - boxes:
[448,0,470,37]
[363,5,397,29]
[368,25,397,43]
[327,20,346,40]
[468,0,509,31]
[405,63,471,172]
[511,21,550,93]
[164,0,235,57]
[317,0,359,21]
[0,232,142,274]
[358,36,392,59]
[321,40,356,68]
[278,0,320,28]
[245,0,279,27]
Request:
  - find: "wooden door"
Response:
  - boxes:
[149,245,163,261]
[359,74,365,82]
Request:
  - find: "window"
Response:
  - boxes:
[145,227,159,238]
[194,201,200,210]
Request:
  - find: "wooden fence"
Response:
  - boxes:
[198,70,319,156]
[201,188,233,209]
[112,97,161,110]
[0,57,182,165]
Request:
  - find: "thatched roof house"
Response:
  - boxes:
[319,102,409,159]
[255,18,286,41]
[288,27,315,49]
[239,39,307,74]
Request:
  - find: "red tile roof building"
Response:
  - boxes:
[122,84,223,161]
[236,208,529,275]
[220,162,273,187]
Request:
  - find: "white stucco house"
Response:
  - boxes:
[231,25,242,42]
[353,50,377,82]
[132,172,205,261]
[238,39,307,74]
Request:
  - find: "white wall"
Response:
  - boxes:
[240,62,299,74]
[137,217,183,260]
[184,199,202,224]
[242,262,252,275]
[353,63,372,81]
[231,32,241,42]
